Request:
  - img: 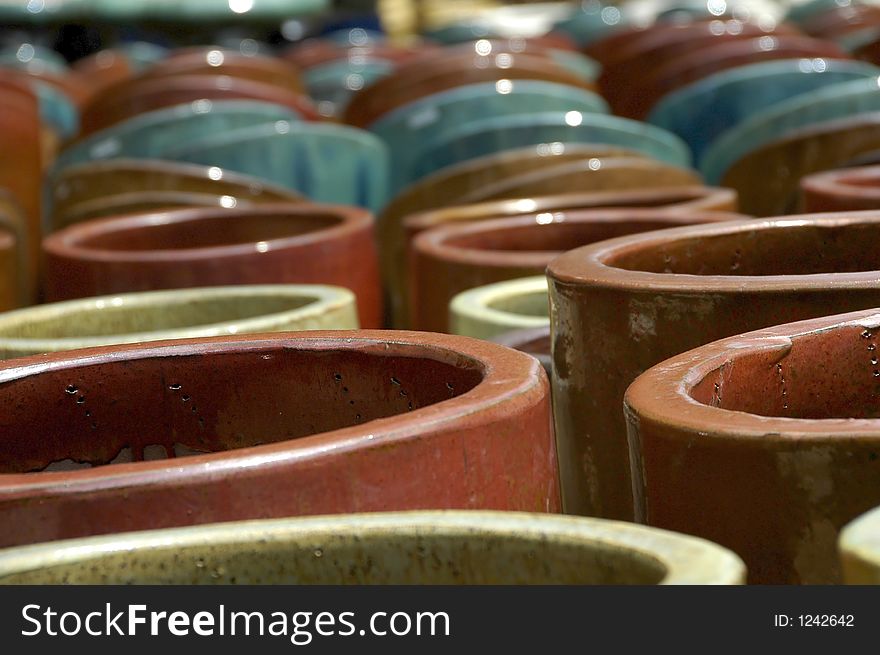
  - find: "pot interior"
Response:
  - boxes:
[690,323,880,419]
[71,212,344,252]
[0,345,483,473]
[0,529,668,584]
[609,222,880,275]
[485,290,549,318]
[0,294,317,339]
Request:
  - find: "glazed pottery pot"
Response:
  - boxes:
[800,165,880,212]
[304,58,393,116]
[0,285,358,358]
[548,212,880,522]
[162,120,390,212]
[80,75,320,135]
[494,325,553,375]
[343,51,597,129]
[721,113,880,216]
[0,70,80,142]
[840,504,880,583]
[411,208,742,332]
[71,49,135,102]
[411,111,691,183]
[0,510,745,584]
[42,203,382,328]
[701,77,880,186]
[50,159,303,231]
[648,59,880,163]
[625,308,880,584]
[0,192,24,311]
[0,330,558,547]
[450,276,549,340]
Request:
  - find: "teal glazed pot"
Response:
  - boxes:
[304,58,393,114]
[0,511,745,584]
[648,58,880,163]
[0,330,558,548]
[52,99,302,174]
[701,76,880,185]
[369,81,610,194]
[410,111,691,184]
[162,120,390,212]
[552,2,629,47]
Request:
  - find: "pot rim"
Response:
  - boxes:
[451,276,549,332]
[548,211,880,291]
[624,308,880,439]
[801,165,880,201]
[0,510,746,585]
[42,202,372,263]
[839,504,880,575]
[0,330,546,495]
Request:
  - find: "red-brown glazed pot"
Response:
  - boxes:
[548,211,880,521]
[494,326,552,378]
[410,208,743,332]
[71,49,136,103]
[80,75,320,135]
[42,203,382,328]
[0,330,558,547]
[800,165,880,211]
[626,308,880,584]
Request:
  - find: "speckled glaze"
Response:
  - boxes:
[0,511,745,584]
[800,165,880,212]
[840,504,880,583]
[50,159,303,231]
[494,326,553,378]
[722,113,880,216]
[0,331,558,548]
[625,308,880,584]
[0,285,358,359]
[412,208,743,332]
[450,276,549,340]
[548,212,880,522]
[42,203,382,328]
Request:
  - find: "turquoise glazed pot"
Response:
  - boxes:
[163,120,390,211]
[701,76,880,184]
[410,111,690,183]
[32,80,79,139]
[53,100,301,173]
[648,58,880,163]
[304,58,393,114]
[370,81,610,193]
[553,3,629,47]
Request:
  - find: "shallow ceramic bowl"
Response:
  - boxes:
[0,285,358,359]
[0,511,745,584]
[0,330,557,547]
[450,276,549,340]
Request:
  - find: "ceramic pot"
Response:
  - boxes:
[840,504,880,583]
[0,192,24,311]
[0,331,557,547]
[493,326,553,378]
[625,308,880,584]
[42,203,382,328]
[548,212,880,522]
[71,49,135,103]
[0,284,359,359]
[800,165,880,212]
[450,276,549,340]
[0,510,745,584]
[411,208,742,332]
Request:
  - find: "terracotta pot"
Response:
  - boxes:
[51,159,303,231]
[71,49,135,103]
[450,276,549,340]
[626,308,880,584]
[80,75,321,136]
[411,208,743,332]
[343,51,597,128]
[0,193,23,312]
[494,326,553,378]
[548,212,880,522]
[840,504,880,583]
[722,113,880,216]
[802,4,880,39]
[285,41,434,71]
[42,203,383,328]
[0,285,358,359]
[0,511,745,584]
[0,331,557,547]
[800,165,880,212]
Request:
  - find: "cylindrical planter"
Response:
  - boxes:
[494,326,553,379]
[42,203,382,328]
[840,505,880,584]
[625,309,880,584]
[0,331,557,548]
[450,276,549,340]
[0,285,358,359]
[411,209,742,332]
[0,511,745,584]
[548,212,880,522]
[800,165,880,212]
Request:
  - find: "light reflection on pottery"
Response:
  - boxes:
[840,504,880,583]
